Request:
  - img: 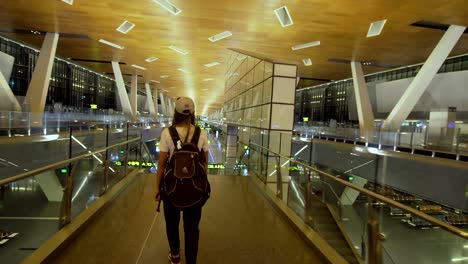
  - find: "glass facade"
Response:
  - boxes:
[0,36,117,111]
[296,54,468,125]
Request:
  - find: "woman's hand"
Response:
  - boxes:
[154,190,161,202]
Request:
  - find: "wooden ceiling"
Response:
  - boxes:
[0,0,467,114]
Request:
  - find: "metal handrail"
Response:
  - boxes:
[0,136,141,186]
[240,140,468,239]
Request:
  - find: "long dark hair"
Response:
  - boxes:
[173,111,195,127]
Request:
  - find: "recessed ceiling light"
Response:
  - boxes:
[116,20,135,34]
[131,64,146,70]
[98,39,124,50]
[302,58,312,66]
[62,0,73,5]
[169,45,188,55]
[150,80,160,83]
[160,75,170,78]
[153,0,181,16]
[178,68,191,74]
[204,62,220,67]
[208,31,232,42]
[367,19,387,37]
[274,6,293,27]
[203,78,214,81]
[169,86,175,89]
[145,57,158,62]
[291,41,320,50]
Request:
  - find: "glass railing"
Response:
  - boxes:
[236,139,468,264]
[0,125,159,263]
[0,111,173,136]
[294,124,468,158]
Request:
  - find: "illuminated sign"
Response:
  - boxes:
[119,150,125,154]
[60,168,68,174]
[303,117,309,122]
[115,160,156,167]
[90,104,98,109]
[348,176,354,182]
[208,164,225,169]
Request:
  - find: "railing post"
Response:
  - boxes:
[276,155,282,199]
[101,124,110,195]
[27,112,31,136]
[59,126,74,228]
[367,194,384,264]
[124,123,129,176]
[8,111,12,137]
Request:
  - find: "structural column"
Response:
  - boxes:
[351,61,375,138]
[382,25,466,131]
[159,92,167,118]
[130,74,138,122]
[26,32,59,124]
[111,61,133,118]
[0,51,21,111]
[144,81,157,117]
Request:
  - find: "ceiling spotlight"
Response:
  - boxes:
[367,19,387,38]
[145,57,158,62]
[208,31,233,42]
[291,41,320,50]
[204,62,220,67]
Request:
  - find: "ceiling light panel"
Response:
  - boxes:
[204,62,220,67]
[291,41,320,50]
[160,75,170,78]
[303,58,312,66]
[178,68,191,74]
[274,6,293,27]
[131,64,146,70]
[203,78,214,81]
[116,20,135,34]
[150,80,160,83]
[367,19,387,37]
[145,57,158,62]
[169,45,188,55]
[208,31,233,42]
[62,0,73,5]
[98,39,124,50]
[153,0,181,15]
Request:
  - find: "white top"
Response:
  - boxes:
[159,125,209,156]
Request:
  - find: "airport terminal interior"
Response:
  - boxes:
[0,0,467,263]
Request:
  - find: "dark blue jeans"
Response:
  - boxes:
[163,202,202,264]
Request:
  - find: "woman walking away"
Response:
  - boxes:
[155,97,210,264]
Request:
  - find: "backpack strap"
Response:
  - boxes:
[190,126,201,145]
[168,126,180,148]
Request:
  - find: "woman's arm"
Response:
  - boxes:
[154,151,168,201]
[204,151,208,172]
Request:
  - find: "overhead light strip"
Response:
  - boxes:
[153,0,181,16]
[150,80,160,83]
[303,58,312,66]
[116,20,135,34]
[145,57,158,62]
[208,31,232,42]
[291,41,320,50]
[203,78,214,81]
[204,61,220,67]
[367,19,387,38]
[160,75,170,78]
[62,0,73,5]
[99,39,124,50]
[131,64,146,70]
[274,6,294,27]
[169,45,188,55]
[178,68,191,74]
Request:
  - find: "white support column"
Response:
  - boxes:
[145,81,156,116]
[0,51,21,111]
[382,25,466,131]
[26,33,59,122]
[160,92,167,117]
[111,61,133,118]
[35,170,63,202]
[130,74,138,121]
[153,87,159,121]
[351,61,375,138]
